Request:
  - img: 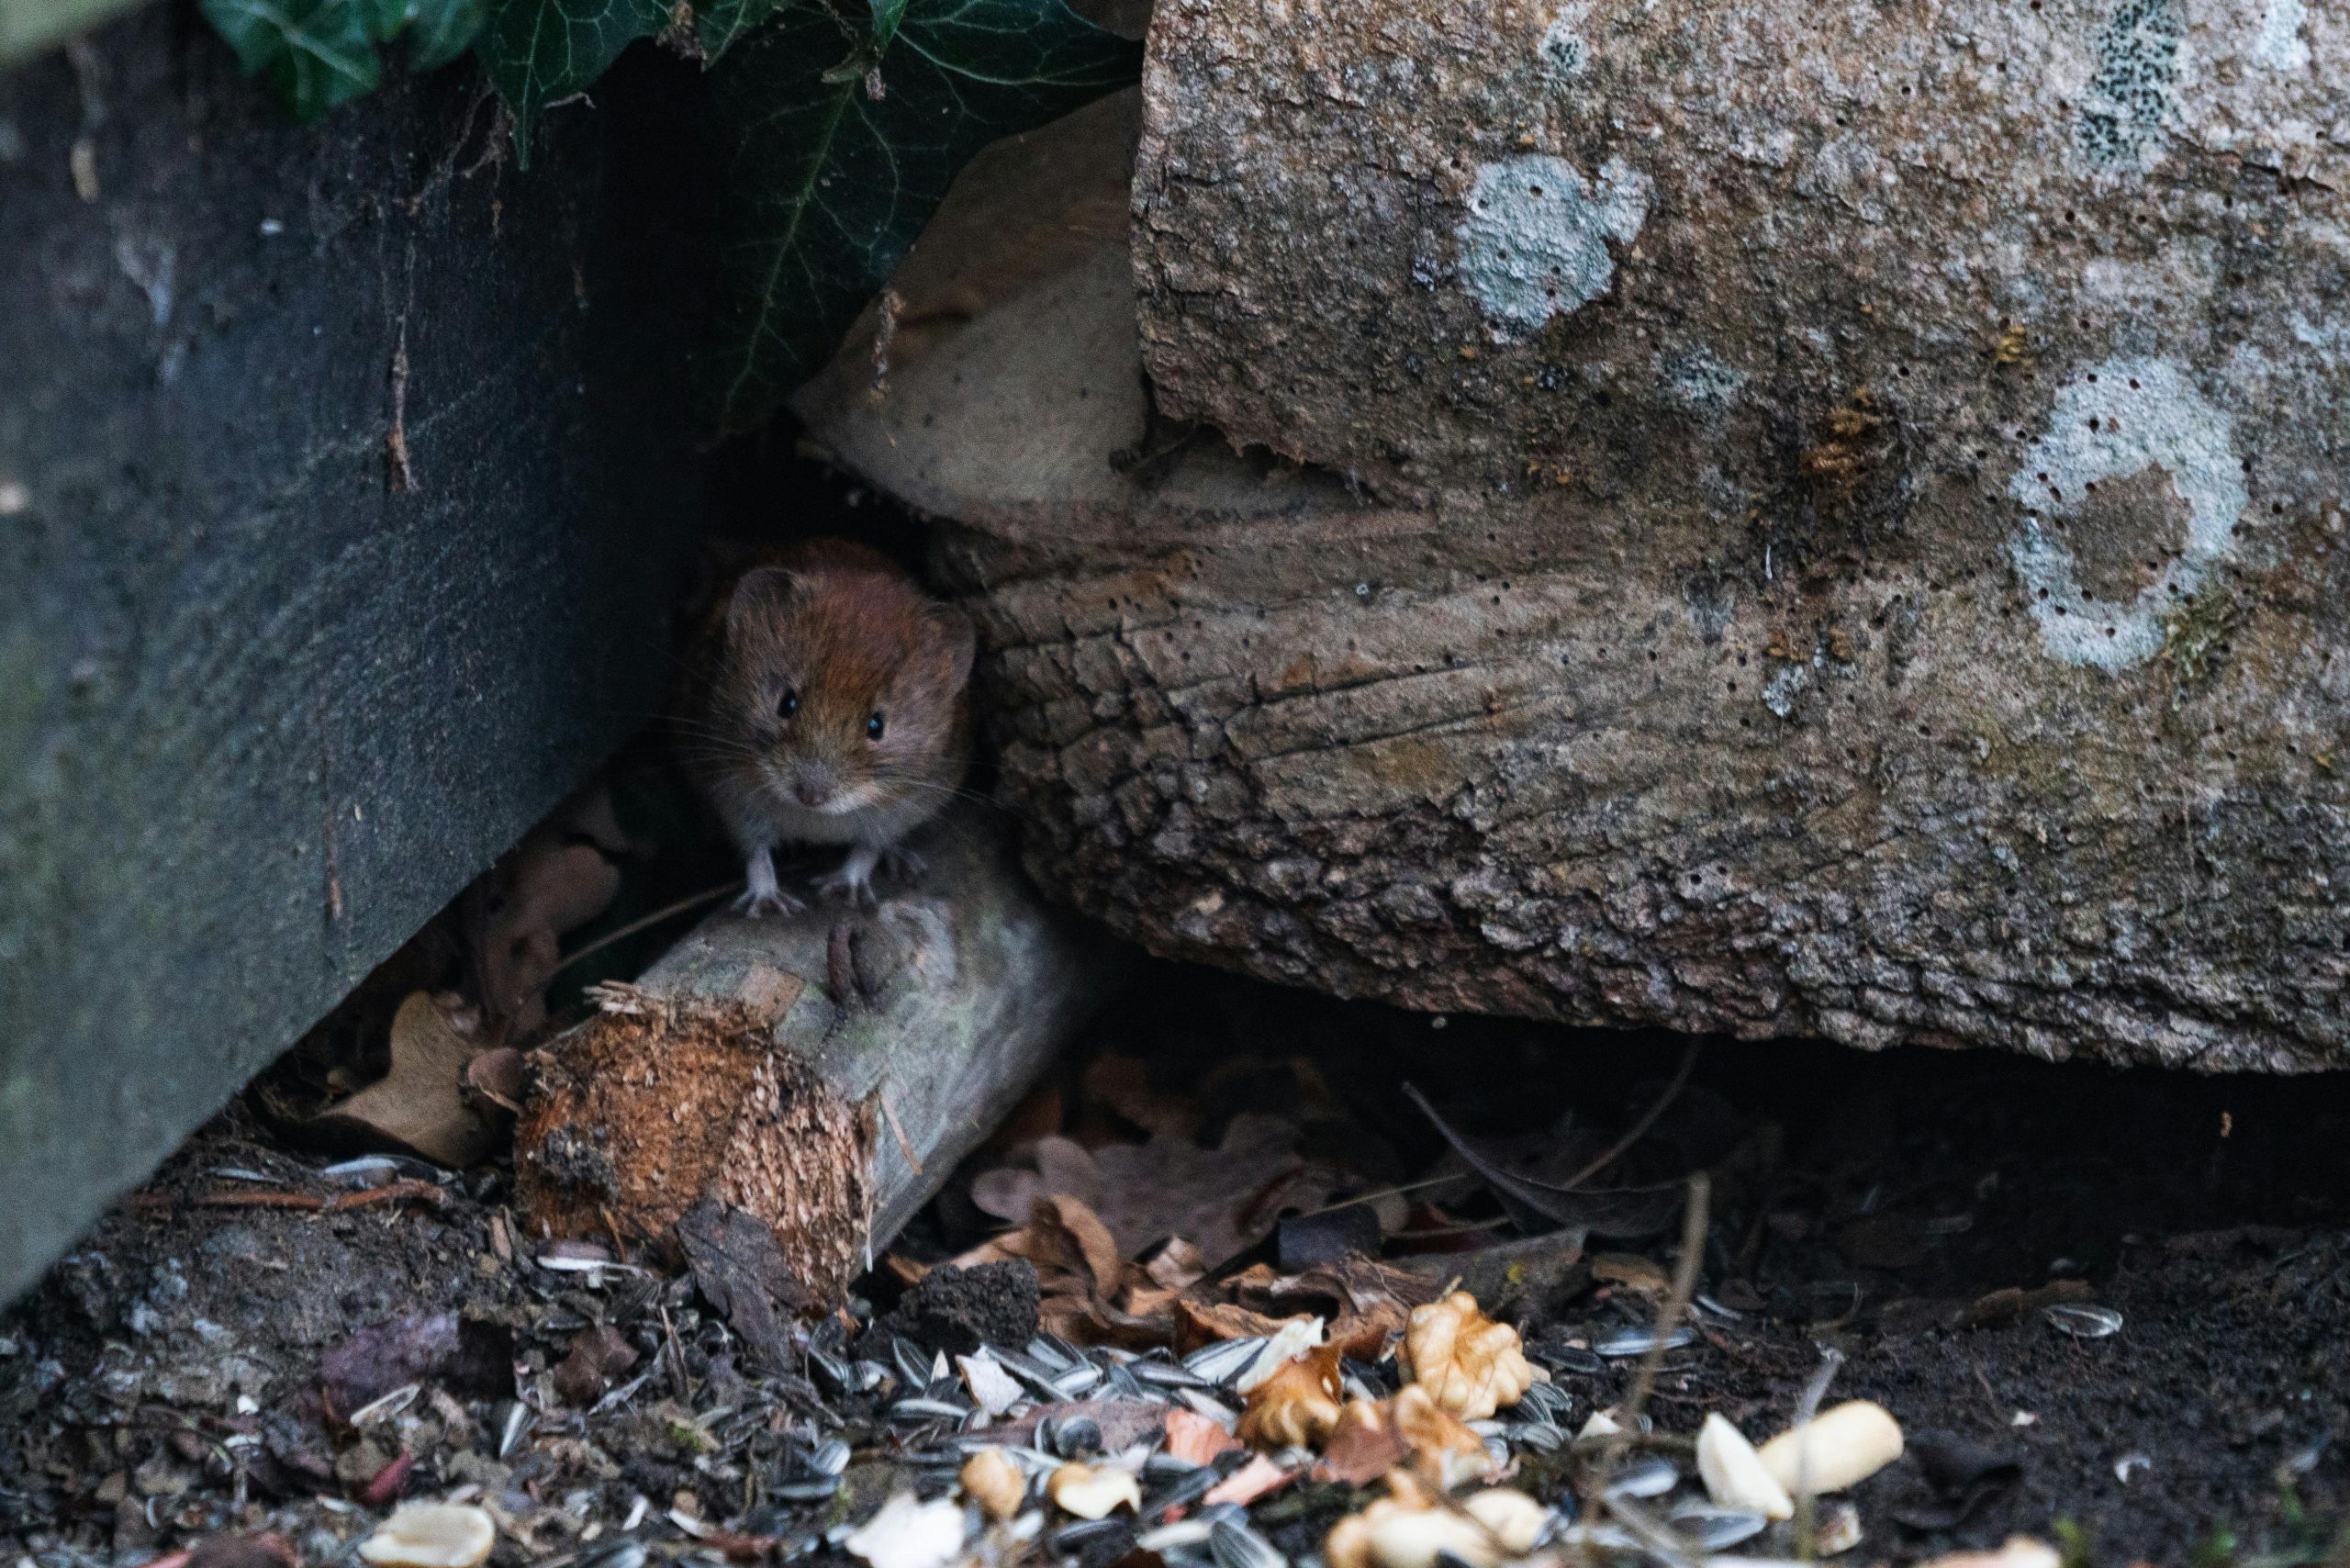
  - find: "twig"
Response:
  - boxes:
[1599,1171,1711,1479]
[132,1177,449,1215]
[1790,1345,1847,1559]
[550,882,740,980]
[1557,1036,1702,1192]
[878,1089,923,1176]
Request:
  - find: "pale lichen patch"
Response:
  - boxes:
[2076,0,2185,172]
[2250,0,2310,72]
[1457,154,1651,337]
[1539,13,1589,81]
[2006,357,2247,670]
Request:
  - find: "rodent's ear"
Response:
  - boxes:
[925,603,978,689]
[726,566,804,639]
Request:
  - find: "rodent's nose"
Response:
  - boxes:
[790,763,837,808]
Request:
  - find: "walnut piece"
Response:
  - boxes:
[1398,1292,1539,1420]
[1237,1342,1344,1450]
[1324,1481,1547,1568]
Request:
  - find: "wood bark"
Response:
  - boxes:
[516,805,1120,1297]
[797,0,2350,1073]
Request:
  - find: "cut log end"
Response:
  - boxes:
[516,986,877,1302]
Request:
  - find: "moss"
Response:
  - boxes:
[2158,584,2245,693]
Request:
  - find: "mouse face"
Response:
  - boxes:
[708,559,976,827]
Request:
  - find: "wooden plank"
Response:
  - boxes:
[0,15,699,1298]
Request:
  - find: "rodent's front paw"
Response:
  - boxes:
[879,846,927,881]
[733,886,804,918]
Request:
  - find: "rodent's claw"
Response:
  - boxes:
[733,886,804,918]
[812,868,878,908]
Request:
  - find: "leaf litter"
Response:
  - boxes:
[6,879,2350,1567]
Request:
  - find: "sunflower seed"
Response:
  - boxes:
[1133,1360,1210,1391]
[1509,1421,1564,1453]
[1209,1518,1286,1568]
[1665,1503,1767,1551]
[1103,1361,1147,1401]
[495,1401,532,1460]
[1605,1453,1680,1498]
[1593,1326,1695,1358]
[1047,1415,1103,1458]
[894,1338,935,1389]
[811,1439,851,1475]
[1053,1364,1105,1397]
[890,1397,972,1422]
[1534,1344,1607,1375]
[1136,1521,1214,1552]
[770,1474,843,1502]
[1177,1391,1240,1428]
[577,1541,649,1568]
[1026,1337,1077,1373]
[1050,1518,1131,1553]
[1146,1463,1222,1515]
[2045,1304,2122,1338]
[1183,1338,1264,1386]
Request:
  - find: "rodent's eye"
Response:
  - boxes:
[778,686,800,720]
[867,711,887,742]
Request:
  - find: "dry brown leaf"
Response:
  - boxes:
[308,991,495,1168]
[1174,1297,1313,1355]
[1399,1293,1539,1421]
[1146,1238,1208,1293]
[971,1114,1341,1268]
[1591,1253,1674,1296]
[1237,1343,1344,1450]
[1165,1407,1242,1466]
[1030,1194,1125,1297]
[478,832,621,1036]
[1083,1055,1200,1138]
[1237,1257,1432,1362]
[462,1046,526,1114]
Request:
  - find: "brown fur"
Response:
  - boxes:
[677,539,974,906]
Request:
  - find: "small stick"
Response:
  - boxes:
[1598,1171,1711,1481]
[131,1177,448,1214]
[878,1089,923,1176]
[551,882,740,980]
[1789,1345,1847,1558]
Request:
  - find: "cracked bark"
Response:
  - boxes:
[798,0,2350,1073]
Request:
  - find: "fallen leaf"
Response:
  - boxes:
[972,1113,1342,1268]
[462,1047,526,1115]
[1173,1297,1311,1354]
[1083,1055,1198,1138]
[476,829,621,1036]
[677,1198,811,1372]
[308,992,496,1168]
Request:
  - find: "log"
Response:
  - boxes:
[796,0,2350,1073]
[515,805,1120,1299]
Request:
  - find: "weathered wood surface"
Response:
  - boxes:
[519,805,1120,1294]
[800,0,2350,1073]
[0,17,698,1300]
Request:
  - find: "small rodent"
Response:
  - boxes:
[679,538,975,914]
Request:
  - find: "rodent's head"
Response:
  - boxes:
[711,561,976,815]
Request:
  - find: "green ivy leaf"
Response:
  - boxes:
[201,0,489,118]
[867,0,906,47]
[200,0,383,121]
[691,0,788,62]
[407,0,490,70]
[475,0,671,165]
[701,0,1138,433]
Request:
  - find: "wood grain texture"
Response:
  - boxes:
[800,39,2350,1071]
[0,17,699,1299]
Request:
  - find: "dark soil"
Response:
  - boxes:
[2,966,2346,1567]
